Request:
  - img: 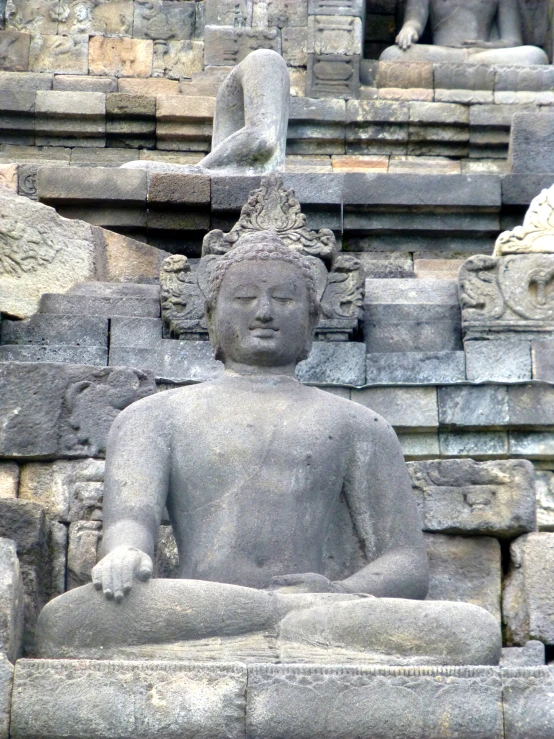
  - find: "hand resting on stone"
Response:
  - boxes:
[92,546,153,602]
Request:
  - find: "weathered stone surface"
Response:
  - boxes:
[153,39,203,80]
[0,463,18,499]
[536,471,554,531]
[97,229,169,284]
[0,363,156,459]
[109,336,224,384]
[53,75,117,93]
[5,0,58,34]
[408,459,536,538]
[0,538,23,663]
[504,533,554,645]
[501,641,545,667]
[296,341,366,385]
[364,278,462,354]
[204,26,280,67]
[439,431,509,459]
[149,173,210,204]
[0,190,97,319]
[307,15,363,55]
[133,0,195,41]
[29,34,89,75]
[532,339,554,382]
[0,501,48,650]
[89,37,153,78]
[465,340,532,383]
[0,344,107,365]
[353,387,438,431]
[1,314,108,347]
[0,30,30,72]
[508,385,554,427]
[366,351,465,384]
[509,113,554,174]
[20,459,105,522]
[307,53,360,100]
[502,667,554,739]
[58,0,133,37]
[11,660,248,739]
[438,385,509,428]
[38,165,146,205]
[425,534,501,624]
[0,654,12,739]
[247,664,503,739]
[67,521,101,590]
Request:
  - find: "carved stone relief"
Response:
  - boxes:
[459,184,554,340]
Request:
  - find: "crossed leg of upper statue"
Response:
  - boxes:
[36,579,501,666]
[121,49,289,176]
[380,44,549,65]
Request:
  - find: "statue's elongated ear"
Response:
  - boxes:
[197,255,220,300]
[304,255,329,302]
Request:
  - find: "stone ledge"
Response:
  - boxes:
[8,660,510,739]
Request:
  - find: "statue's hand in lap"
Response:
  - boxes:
[396,25,419,50]
[92,547,153,602]
[270,573,350,594]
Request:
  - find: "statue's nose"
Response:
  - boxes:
[255,297,273,322]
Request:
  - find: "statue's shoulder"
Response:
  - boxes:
[310,387,395,439]
[114,382,213,426]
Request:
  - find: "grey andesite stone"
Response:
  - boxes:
[0,363,156,459]
[0,190,97,319]
[501,641,545,668]
[408,459,536,538]
[0,538,23,663]
[502,667,554,739]
[465,340,532,383]
[0,655,12,739]
[0,501,47,652]
[296,341,366,385]
[246,664,504,739]
[509,113,554,174]
[503,533,554,646]
[366,351,465,384]
[425,533,501,624]
[11,660,248,739]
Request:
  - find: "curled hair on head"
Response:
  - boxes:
[206,230,320,319]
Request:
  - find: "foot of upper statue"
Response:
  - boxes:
[36,579,501,666]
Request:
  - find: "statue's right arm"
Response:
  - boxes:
[92,399,171,601]
[396,0,429,48]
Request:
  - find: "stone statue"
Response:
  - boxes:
[381,0,548,65]
[122,49,289,176]
[36,230,500,666]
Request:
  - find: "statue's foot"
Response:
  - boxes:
[277,598,501,666]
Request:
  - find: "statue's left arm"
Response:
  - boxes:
[337,415,430,599]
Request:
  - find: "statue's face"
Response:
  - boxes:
[212,259,314,368]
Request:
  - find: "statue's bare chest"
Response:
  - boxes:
[168,389,347,511]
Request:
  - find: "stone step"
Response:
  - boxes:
[9,660,554,738]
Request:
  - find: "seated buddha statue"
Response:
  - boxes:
[380,0,548,65]
[36,230,501,666]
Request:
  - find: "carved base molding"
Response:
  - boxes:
[9,660,554,739]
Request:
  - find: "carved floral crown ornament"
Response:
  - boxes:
[459,183,554,339]
[160,175,365,341]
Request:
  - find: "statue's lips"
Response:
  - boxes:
[249,327,279,338]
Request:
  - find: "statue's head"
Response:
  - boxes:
[206,230,320,368]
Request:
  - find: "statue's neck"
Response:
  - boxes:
[223,361,297,378]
